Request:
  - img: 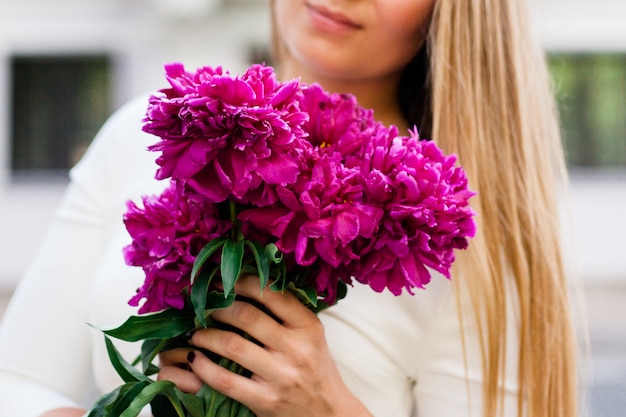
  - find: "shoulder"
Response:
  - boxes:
[69,93,167,207]
[72,94,155,175]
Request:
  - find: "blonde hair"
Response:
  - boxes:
[269,0,580,416]
[429,1,579,416]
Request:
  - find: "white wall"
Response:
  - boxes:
[568,173,626,284]
[532,0,626,52]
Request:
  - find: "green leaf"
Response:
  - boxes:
[204,290,237,309]
[191,266,218,327]
[207,389,231,417]
[229,400,240,417]
[221,240,245,297]
[176,390,206,417]
[103,308,195,342]
[265,243,283,264]
[244,240,269,288]
[87,384,126,417]
[169,378,252,417]
[336,280,349,303]
[191,237,227,284]
[109,381,151,416]
[193,290,236,328]
[269,272,288,293]
[228,399,255,417]
[287,282,318,307]
[151,394,182,417]
[120,380,185,417]
[238,406,256,417]
[104,336,150,383]
[240,264,259,275]
[140,338,168,374]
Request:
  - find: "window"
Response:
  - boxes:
[549,53,626,169]
[10,55,111,180]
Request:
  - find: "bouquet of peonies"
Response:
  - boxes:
[88,63,477,417]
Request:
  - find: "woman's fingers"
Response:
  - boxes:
[232,274,318,330]
[158,348,204,393]
[208,299,287,350]
[186,350,269,410]
[159,347,193,367]
[158,365,204,394]
[189,325,277,378]
[196,275,326,370]
[186,337,359,417]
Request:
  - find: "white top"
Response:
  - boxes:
[0,96,520,417]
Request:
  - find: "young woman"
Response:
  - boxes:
[0,0,581,417]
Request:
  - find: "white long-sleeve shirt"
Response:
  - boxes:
[0,95,520,417]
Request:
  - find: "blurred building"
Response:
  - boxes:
[0,0,624,292]
[532,0,626,287]
[0,0,270,291]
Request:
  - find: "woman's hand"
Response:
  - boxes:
[39,408,87,417]
[158,275,372,417]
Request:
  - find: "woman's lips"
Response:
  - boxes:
[306,3,363,34]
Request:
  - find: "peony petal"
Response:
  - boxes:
[314,237,341,268]
[256,152,300,185]
[295,230,318,266]
[399,254,432,290]
[333,211,359,246]
[301,218,333,238]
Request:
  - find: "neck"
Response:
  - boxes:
[278,59,409,131]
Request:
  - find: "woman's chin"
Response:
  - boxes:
[282,49,365,85]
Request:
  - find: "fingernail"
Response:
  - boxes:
[187,351,196,364]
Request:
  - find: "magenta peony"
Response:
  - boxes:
[131,62,476,313]
[142,63,311,206]
[356,127,477,294]
[123,182,231,313]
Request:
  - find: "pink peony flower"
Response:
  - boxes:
[241,124,476,302]
[131,64,476,310]
[239,87,391,304]
[123,182,231,313]
[142,63,311,206]
[356,128,477,294]
[299,84,382,160]
[239,153,382,303]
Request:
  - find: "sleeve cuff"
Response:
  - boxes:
[0,372,80,417]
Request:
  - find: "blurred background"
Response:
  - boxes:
[0,0,624,415]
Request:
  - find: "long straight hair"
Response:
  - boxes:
[426,1,579,416]
[270,1,580,416]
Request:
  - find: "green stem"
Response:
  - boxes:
[229,199,244,242]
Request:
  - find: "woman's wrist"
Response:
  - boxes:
[332,390,375,417]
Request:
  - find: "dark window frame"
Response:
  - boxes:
[10,54,112,181]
